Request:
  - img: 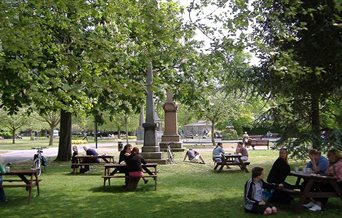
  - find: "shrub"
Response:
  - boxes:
[222,129,239,140]
[71,140,87,144]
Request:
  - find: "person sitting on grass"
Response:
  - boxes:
[183,149,205,164]
[244,167,282,215]
[235,142,249,162]
[212,142,225,163]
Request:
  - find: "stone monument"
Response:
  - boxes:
[159,91,184,151]
[136,109,144,141]
[141,62,165,163]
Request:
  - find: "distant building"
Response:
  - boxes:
[183,121,212,138]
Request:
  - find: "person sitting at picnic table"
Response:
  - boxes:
[80,146,100,173]
[110,144,132,187]
[302,149,342,211]
[212,142,225,163]
[183,149,205,164]
[235,142,248,162]
[71,145,79,174]
[126,147,150,189]
[244,167,281,215]
[306,149,329,175]
[266,148,293,204]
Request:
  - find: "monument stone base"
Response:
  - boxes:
[159,141,185,152]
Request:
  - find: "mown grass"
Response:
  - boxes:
[0,150,341,218]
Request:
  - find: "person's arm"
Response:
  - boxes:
[140,156,147,165]
[318,158,329,175]
[309,155,319,173]
[262,179,278,189]
[244,180,258,205]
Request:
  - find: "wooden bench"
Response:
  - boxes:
[102,163,158,190]
[102,174,158,191]
[249,139,270,150]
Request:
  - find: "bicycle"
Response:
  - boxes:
[166,144,175,164]
[32,147,47,176]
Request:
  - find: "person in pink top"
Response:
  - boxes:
[302,149,342,211]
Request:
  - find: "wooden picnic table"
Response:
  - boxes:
[71,155,115,174]
[76,155,115,163]
[102,163,158,190]
[0,170,40,203]
[214,154,250,173]
[289,171,342,203]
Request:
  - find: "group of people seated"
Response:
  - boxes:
[71,145,155,188]
[113,144,155,188]
[244,148,342,215]
[212,142,249,163]
[183,141,250,165]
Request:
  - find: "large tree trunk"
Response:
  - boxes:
[48,126,54,146]
[56,110,72,161]
[311,92,321,149]
[12,129,15,144]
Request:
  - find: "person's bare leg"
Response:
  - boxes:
[264,207,272,215]
[199,155,205,164]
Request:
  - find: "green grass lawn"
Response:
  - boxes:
[0,150,341,218]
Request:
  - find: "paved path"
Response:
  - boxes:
[0,139,277,164]
[0,142,115,164]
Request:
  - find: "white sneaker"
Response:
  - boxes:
[302,202,315,208]
[309,204,321,211]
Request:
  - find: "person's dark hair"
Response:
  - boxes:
[238,142,243,146]
[216,142,223,148]
[131,147,140,154]
[252,167,264,178]
[309,149,321,156]
[123,144,132,152]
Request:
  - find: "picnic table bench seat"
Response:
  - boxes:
[102,174,158,190]
[102,163,158,191]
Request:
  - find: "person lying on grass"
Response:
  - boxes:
[183,149,205,164]
[244,167,283,215]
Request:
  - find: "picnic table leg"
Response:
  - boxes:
[329,180,342,198]
[301,180,314,204]
[218,163,225,172]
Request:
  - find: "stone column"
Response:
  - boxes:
[141,62,164,161]
[159,91,184,151]
[136,109,144,141]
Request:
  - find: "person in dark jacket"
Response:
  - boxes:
[126,147,151,187]
[244,167,281,215]
[110,144,132,187]
[267,148,294,204]
[71,145,79,174]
